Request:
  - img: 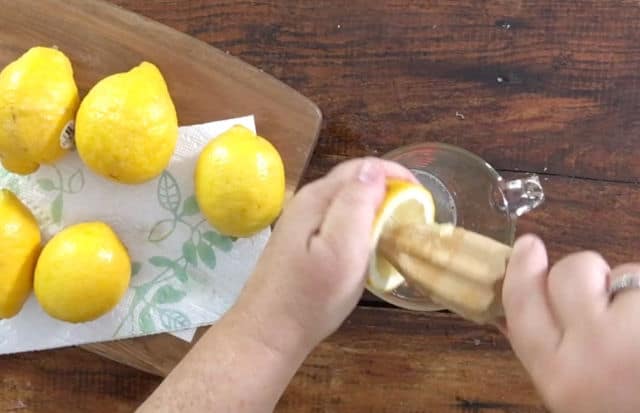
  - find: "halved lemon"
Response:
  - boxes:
[367,179,435,292]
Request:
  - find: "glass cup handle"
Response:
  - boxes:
[498,175,545,218]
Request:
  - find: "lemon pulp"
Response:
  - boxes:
[367,179,435,292]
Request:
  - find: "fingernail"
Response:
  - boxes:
[358,161,381,183]
[513,234,538,252]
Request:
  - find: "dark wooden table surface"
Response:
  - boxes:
[4,0,640,411]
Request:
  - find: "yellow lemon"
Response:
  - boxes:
[367,179,435,292]
[195,125,285,237]
[0,47,78,174]
[0,190,41,318]
[75,62,178,184]
[34,222,131,323]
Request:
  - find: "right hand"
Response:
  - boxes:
[502,235,640,413]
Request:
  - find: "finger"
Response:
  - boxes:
[309,160,387,276]
[547,251,609,328]
[298,157,417,207]
[502,235,561,370]
[608,263,640,315]
[286,158,416,234]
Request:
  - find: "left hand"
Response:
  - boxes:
[503,235,640,413]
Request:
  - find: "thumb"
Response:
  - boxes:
[503,234,560,371]
[312,160,386,274]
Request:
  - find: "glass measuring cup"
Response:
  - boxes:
[368,142,544,311]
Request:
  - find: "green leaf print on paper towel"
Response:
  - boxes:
[158,171,181,213]
[153,285,187,304]
[147,219,176,242]
[37,178,56,191]
[180,195,200,216]
[131,262,142,277]
[158,309,190,330]
[68,169,84,193]
[35,166,85,225]
[197,240,217,269]
[139,306,156,334]
[182,240,198,266]
[0,166,34,196]
[114,170,237,338]
[51,193,63,223]
[203,230,233,252]
[1,165,82,225]
[146,176,201,243]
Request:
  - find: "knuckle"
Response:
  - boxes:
[328,158,360,176]
[610,262,640,278]
[295,181,319,200]
[552,250,609,275]
[542,376,574,412]
[360,156,380,164]
[501,289,523,318]
[570,250,607,266]
[330,157,379,179]
[338,186,369,205]
[514,233,542,251]
[308,230,338,260]
[536,355,581,413]
[308,237,343,280]
[314,229,361,273]
[574,250,607,265]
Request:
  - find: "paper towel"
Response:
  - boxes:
[0,115,269,353]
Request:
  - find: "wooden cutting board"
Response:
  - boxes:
[0,0,321,376]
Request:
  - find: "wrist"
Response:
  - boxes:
[229,291,316,365]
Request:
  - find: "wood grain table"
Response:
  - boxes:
[3,0,640,411]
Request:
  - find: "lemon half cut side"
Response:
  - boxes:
[367,179,435,292]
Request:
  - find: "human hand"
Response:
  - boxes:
[503,235,640,413]
[235,157,416,355]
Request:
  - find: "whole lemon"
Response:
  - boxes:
[0,47,78,174]
[34,222,131,323]
[0,190,41,318]
[195,125,285,237]
[75,62,178,184]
